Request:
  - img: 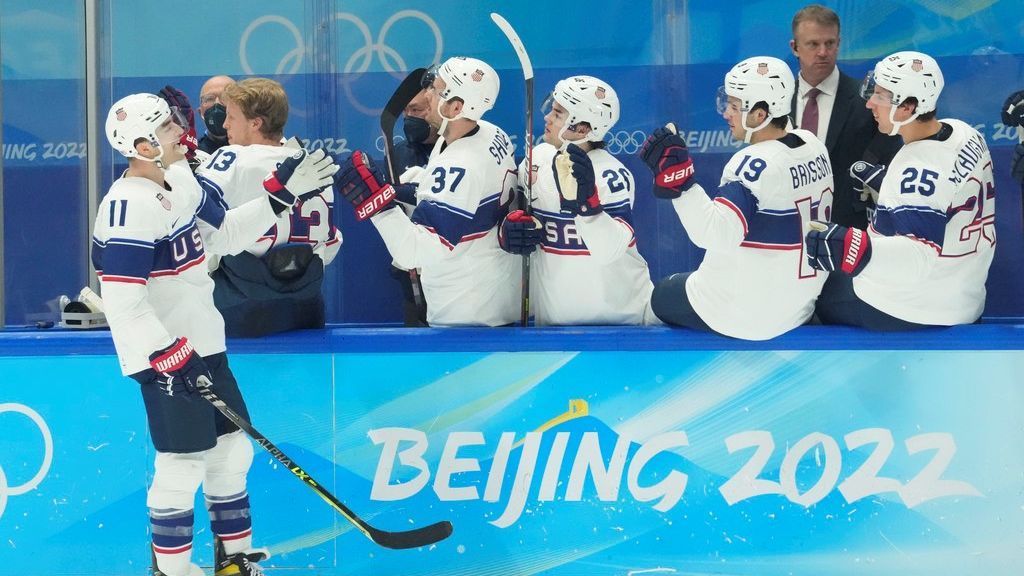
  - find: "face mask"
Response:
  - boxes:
[403,116,432,144]
[203,104,227,139]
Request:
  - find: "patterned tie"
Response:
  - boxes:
[802,87,821,136]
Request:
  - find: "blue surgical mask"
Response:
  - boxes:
[403,116,432,144]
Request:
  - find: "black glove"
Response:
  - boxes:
[498,210,543,255]
[264,149,339,215]
[1001,90,1024,128]
[850,161,886,204]
[335,151,398,220]
[805,221,872,276]
[639,123,695,198]
[148,337,211,399]
[553,144,602,216]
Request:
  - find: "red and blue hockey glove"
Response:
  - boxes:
[264,148,339,215]
[850,161,886,204]
[335,151,398,221]
[498,210,543,255]
[148,337,211,399]
[158,85,199,159]
[639,123,696,198]
[553,144,602,216]
[805,221,872,276]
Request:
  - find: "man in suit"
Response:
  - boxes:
[789,4,901,229]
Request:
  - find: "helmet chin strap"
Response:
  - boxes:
[886,104,920,136]
[740,110,772,144]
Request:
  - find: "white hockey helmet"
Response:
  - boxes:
[105,93,186,161]
[548,75,620,142]
[430,56,500,121]
[716,56,794,143]
[862,51,944,135]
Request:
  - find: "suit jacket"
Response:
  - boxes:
[791,69,902,229]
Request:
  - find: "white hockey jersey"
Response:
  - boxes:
[854,119,995,325]
[521,143,656,325]
[371,120,520,326]
[91,162,279,375]
[678,129,833,340]
[195,144,341,265]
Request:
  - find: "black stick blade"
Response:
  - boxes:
[369,520,454,549]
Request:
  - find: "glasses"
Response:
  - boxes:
[200,94,220,106]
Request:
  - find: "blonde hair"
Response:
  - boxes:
[222,78,289,139]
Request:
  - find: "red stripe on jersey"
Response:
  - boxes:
[98,274,148,285]
[424,227,456,250]
[739,241,801,251]
[459,230,490,243]
[150,254,207,277]
[714,197,749,237]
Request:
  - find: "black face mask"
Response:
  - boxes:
[403,116,432,144]
[203,104,227,140]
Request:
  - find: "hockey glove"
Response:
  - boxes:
[148,337,211,399]
[1001,90,1024,129]
[264,149,339,215]
[158,85,199,160]
[335,151,398,221]
[850,161,886,204]
[805,221,872,276]
[639,123,695,198]
[553,144,602,216]
[498,210,543,255]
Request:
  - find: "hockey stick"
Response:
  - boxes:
[491,13,535,327]
[196,376,453,550]
[381,68,429,321]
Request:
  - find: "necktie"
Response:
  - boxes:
[802,87,821,136]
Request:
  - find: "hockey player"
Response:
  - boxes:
[193,78,342,336]
[805,51,995,329]
[335,56,520,326]
[94,93,337,575]
[498,75,657,325]
[639,56,833,340]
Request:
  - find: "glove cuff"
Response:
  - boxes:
[150,337,194,373]
[355,184,397,221]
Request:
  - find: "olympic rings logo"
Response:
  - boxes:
[240,11,444,114]
[0,403,53,520]
[603,130,649,155]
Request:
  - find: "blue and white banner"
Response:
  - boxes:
[1,346,1021,574]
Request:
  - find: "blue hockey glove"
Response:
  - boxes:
[805,221,872,276]
[639,123,695,198]
[1001,90,1024,128]
[335,151,399,221]
[148,337,211,399]
[553,144,602,216]
[850,161,886,204]
[498,210,543,255]
[264,149,339,214]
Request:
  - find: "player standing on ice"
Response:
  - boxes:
[335,56,520,326]
[805,51,996,329]
[93,93,337,575]
[498,75,658,325]
[639,56,834,339]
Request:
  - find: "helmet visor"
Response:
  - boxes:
[715,86,734,115]
[860,71,896,105]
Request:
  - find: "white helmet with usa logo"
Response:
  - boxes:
[105,93,188,162]
[430,56,500,121]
